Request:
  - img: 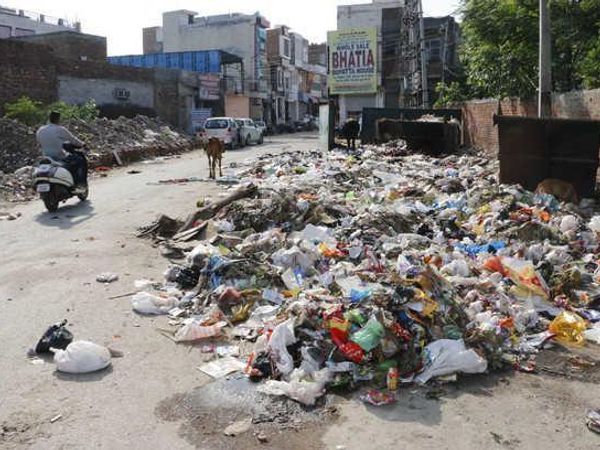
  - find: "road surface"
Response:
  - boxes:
[1,133,599,449]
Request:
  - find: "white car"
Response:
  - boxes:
[235,118,263,146]
[254,120,267,136]
[202,117,243,149]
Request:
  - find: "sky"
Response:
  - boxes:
[3,0,460,56]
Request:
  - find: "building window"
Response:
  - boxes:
[14,28,34,37]
[282,37,291,59]
[0,25,11,38]
[427,39,441,61]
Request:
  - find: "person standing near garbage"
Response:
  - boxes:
[36,111,88,189]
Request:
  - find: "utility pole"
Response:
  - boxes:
[417,0,428,108]
[539,0,552,117]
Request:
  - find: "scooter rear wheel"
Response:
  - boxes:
[41,191,59,213]
[77,187,89,202]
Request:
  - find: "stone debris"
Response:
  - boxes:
[0,115,193,202]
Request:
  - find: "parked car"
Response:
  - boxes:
[254,120,267,136]
[235,118,263,145]
[201,117,244,149]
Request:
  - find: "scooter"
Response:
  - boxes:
[34,143,89,212]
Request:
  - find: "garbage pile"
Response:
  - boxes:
[0,115,193,202]
[133,146,600,406]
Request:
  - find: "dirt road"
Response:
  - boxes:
[1,133,599,449]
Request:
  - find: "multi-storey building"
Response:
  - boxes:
[0,4,80,38]
[144,10,270,120]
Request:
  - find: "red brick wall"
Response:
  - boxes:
[462,89,600,154]
[462,97,537,155]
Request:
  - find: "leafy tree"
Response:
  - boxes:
[4,96,46,126]
[434,82,467,107]
[3,97,99,126]
[460,0,600,99]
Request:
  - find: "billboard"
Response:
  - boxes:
[328,27,378,95]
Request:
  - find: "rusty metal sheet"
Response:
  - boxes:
[494,115,600,198]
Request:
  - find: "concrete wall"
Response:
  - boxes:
[462,89,600,154]
[143,26,163,54]
[58,76,154,108]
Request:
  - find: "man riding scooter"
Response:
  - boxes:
[36,111,88,191]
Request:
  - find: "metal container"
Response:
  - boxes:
[494,115,600,199]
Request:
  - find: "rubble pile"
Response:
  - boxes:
[0,166,36,202]
[0,118,39,174]
[0,115,193,202]
[66,116,192,166]
[133,145,600,406]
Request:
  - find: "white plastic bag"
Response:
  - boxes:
[584,327,600,345]
[415,339,487,384]
[131,292,178,315]
[54,341,111,374]
[589,216,600,233]
[442,259,470,277]
[560,215,578,234]
[271,246,314,270]
[267,318,297,376]
[258,368,331,406]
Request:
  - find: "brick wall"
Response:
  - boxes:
[462,97,537,155]
[0,39,183,129]
[462,89,600,154]
[12,31,107,62]
[0,40,59,109]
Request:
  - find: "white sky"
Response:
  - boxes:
[3,0,460,56]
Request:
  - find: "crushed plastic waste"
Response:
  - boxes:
[132,146,600,405]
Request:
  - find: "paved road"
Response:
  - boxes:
[1,132,599,450]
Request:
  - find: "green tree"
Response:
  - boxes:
[434,82,466,107]
[460,0,600,99]
[3,97,99,126]
[4,96,46,126]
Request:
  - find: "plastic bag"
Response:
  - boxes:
[583,327,600,345]
[501,257,549,299]
[131,292,178,315]
[267,318,297,376]
[272,246,314,270]
[174,320,227,342]
[442,259,470,277]
[35,320,73,354]
[350,316,385,352]
[560,215,578,234]
[549,311,587,346]
[415,339,487,384]
[258,368,331,406]
[54,341,111,374]
[589,216,600,233]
